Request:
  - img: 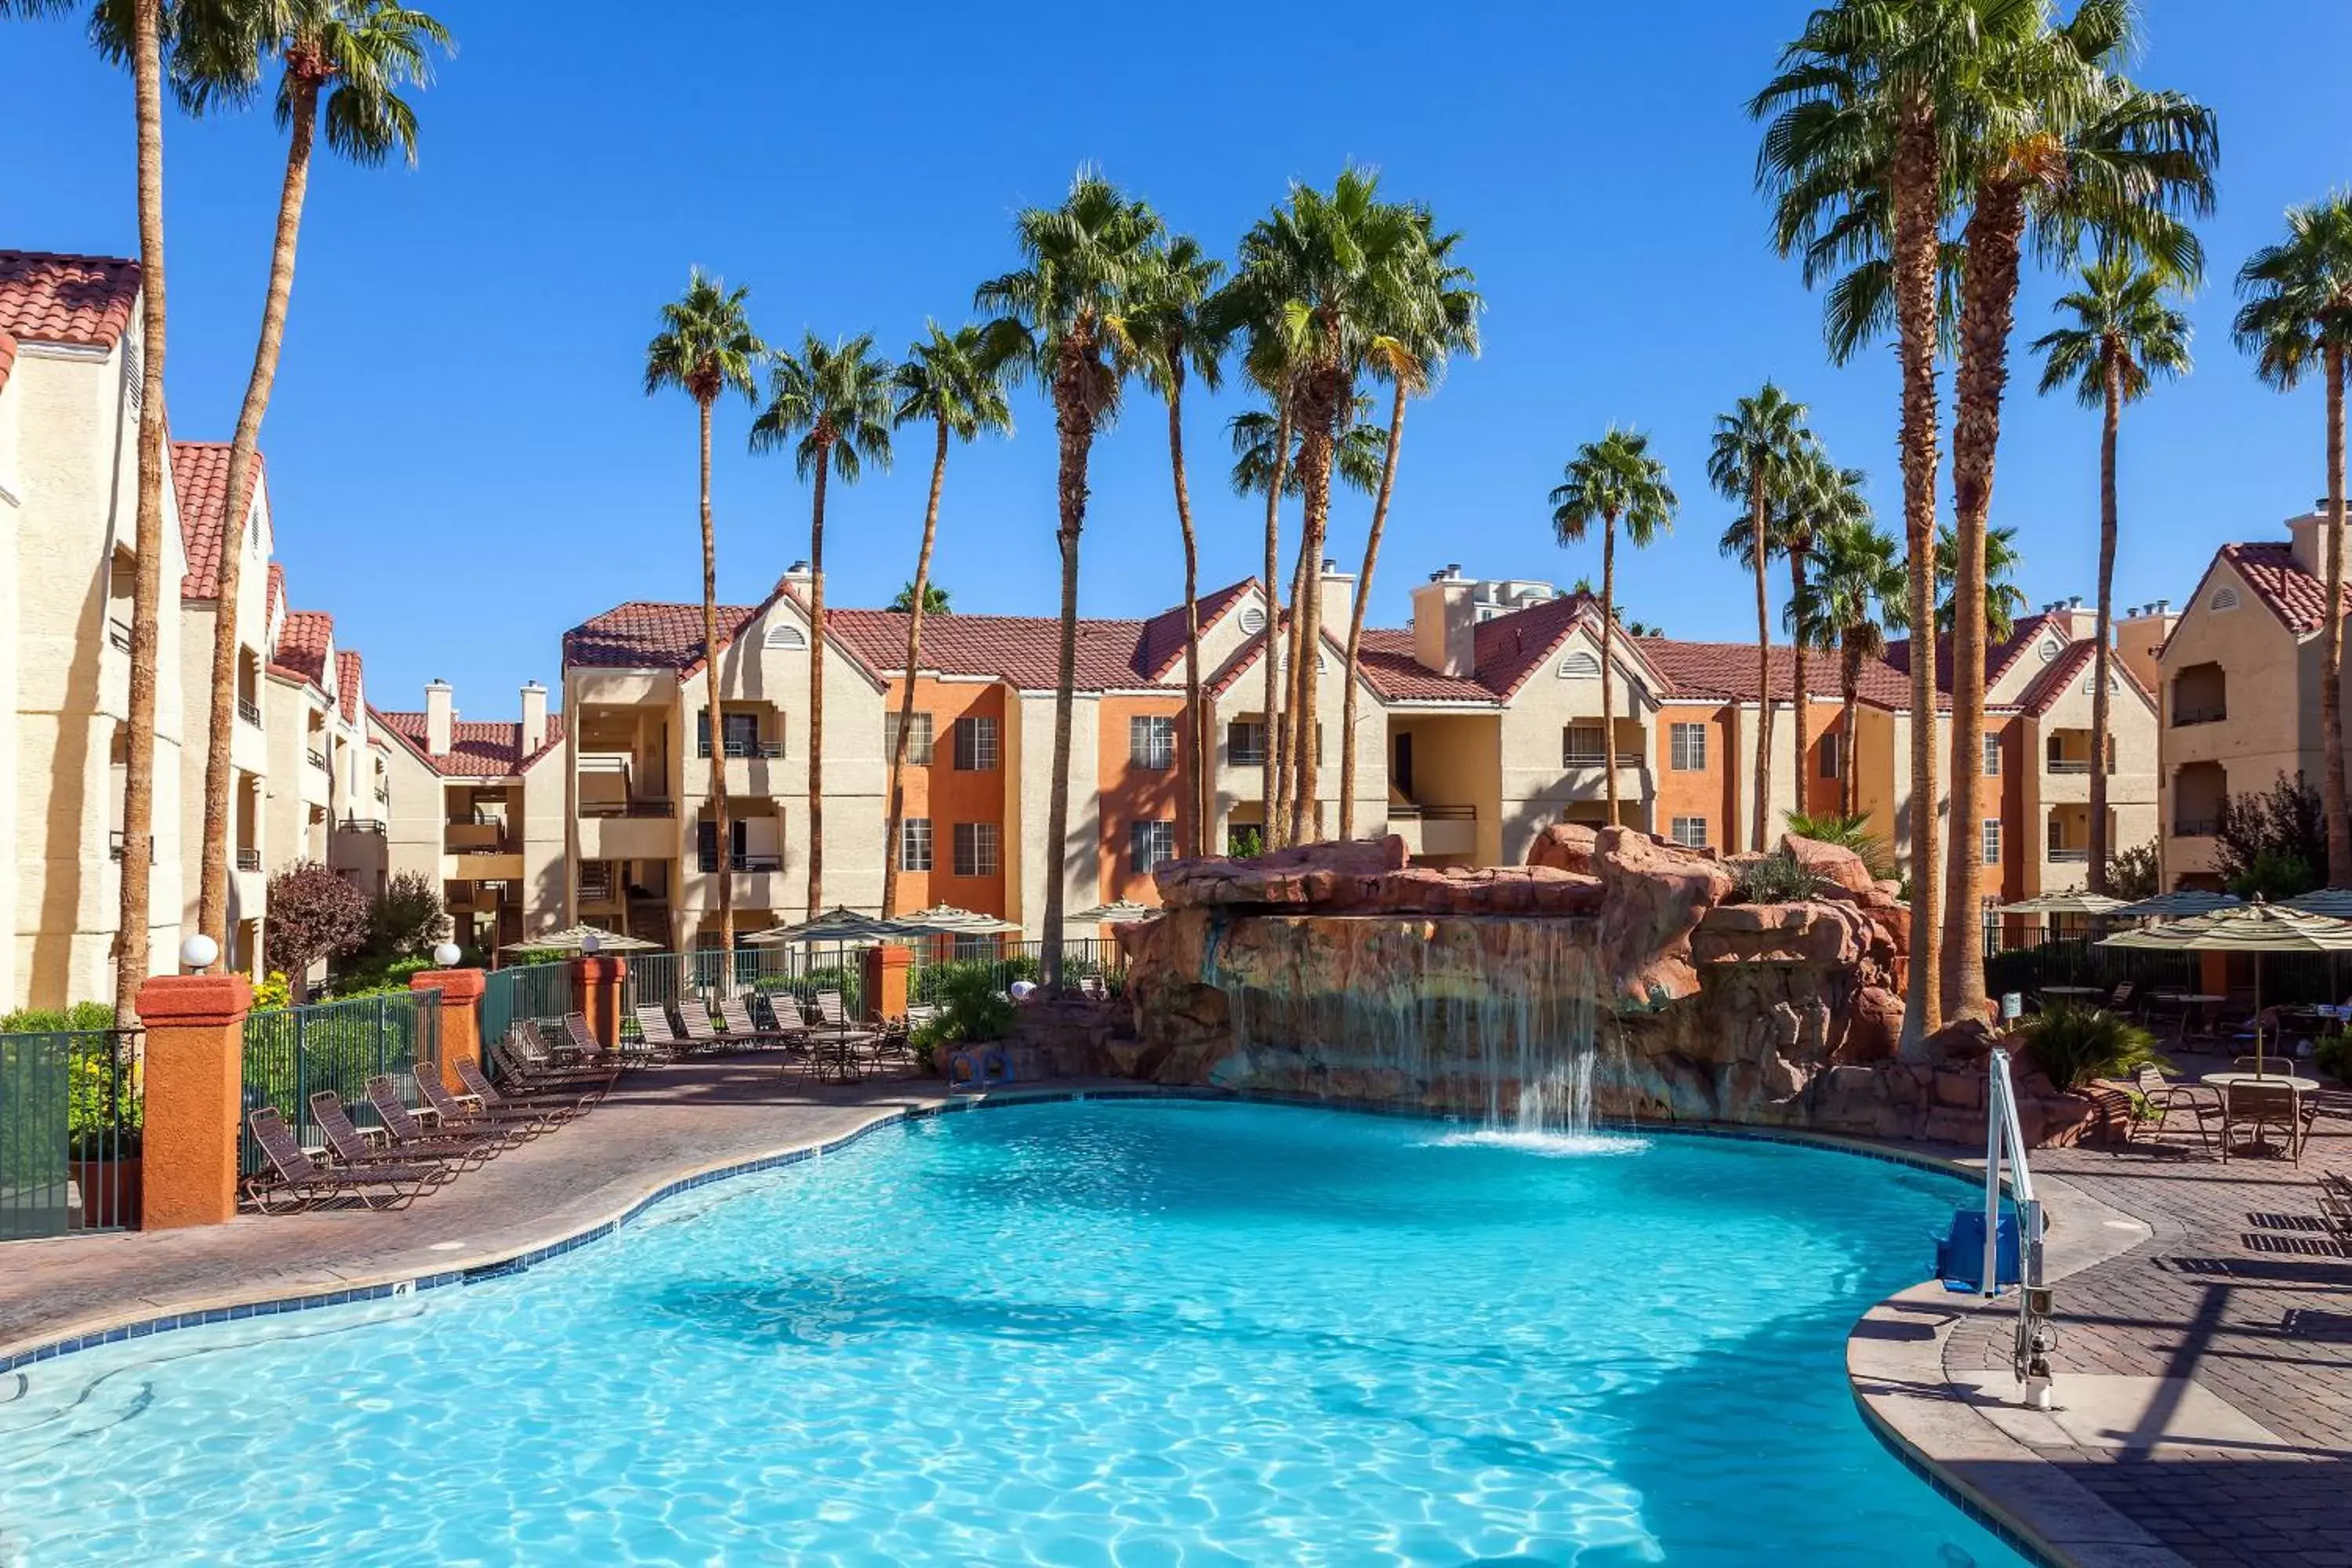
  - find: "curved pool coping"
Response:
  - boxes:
[0,1084,2147,1567]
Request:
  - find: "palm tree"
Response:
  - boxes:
[644,270,764,956]
[180,0,452,967]
[2236,195,2352,886]
[877,322,1011,917]
[975,170,1160,987]
[1119,234,1228,856]
[1550,430,1677,827]
[1930,524,2027,637]
[1708,383,1813,849]
[886,581,954,615]
[750,332,896,917]
[1228,169,1423,843]
[1229,406,1388,497]
[2032,256,2191,893]
[1793,518,1907,820]
[1338,216,1481,839]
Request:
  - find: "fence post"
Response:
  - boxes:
[412,967,485,1091]
[575,954,628,1048]
[862,943,913,1023]
[134,974,252,1230]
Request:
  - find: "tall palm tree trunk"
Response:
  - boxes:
[1789,548,1810,817]
[1166,363,1209,858]
[198,79,320,963]
[2325,344,2350,887]
[806,452,830,916]
[1943,181,2027,1023]
[881,416,949,916]
[114,0,169,1022]
[1276,538,1315,839]
[1601,514,1621,826]
[1340,379,1408,840]
[1258,397,1293,851]
[1748,473,1773,850]
[1840,642,1865,822]
[698,398,731,956]
[1892,103,1944,1047]
[1042,337,1094,991]
[1290,354,1345,844]
[2088,346,2122,895]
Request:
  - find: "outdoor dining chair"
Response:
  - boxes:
[2220,1080,2317,1164]
[2133,1064,2219,1152]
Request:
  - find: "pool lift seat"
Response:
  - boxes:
[1930,1047,2057,1411]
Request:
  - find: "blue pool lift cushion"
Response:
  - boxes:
[1933,1209,2020,1293]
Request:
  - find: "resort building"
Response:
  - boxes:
[2154,506,2350,889]
[1,251,189,1011]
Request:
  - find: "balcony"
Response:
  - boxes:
[2171,662,2227,730]
[237,697,262,728]
[234,848,260,872]
[445,845,524,882]
[2172,705,2226,728]
[107,616,132,652]
[2048,848,2092,864]
[582,808,677,862]
[1389,804,1477,858]
[336,815,387,836]
[683,853,786,910]
[699,738,786,761]
[2172,817,2216,838]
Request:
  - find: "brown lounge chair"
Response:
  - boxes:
[676,1001,726,1052]
[454,1057,593,1122]
[365,1076,519,1164]
[2221,1080,2318,1164]
[498,1025,619,1094]
[243,1107,445,1214]
[411,1063,556,1138]
[633,1004,691,1058]
[307,1090,470,1178]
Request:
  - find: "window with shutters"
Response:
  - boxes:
[1669,723,1708,771]
[953,715,999,771]
[1559,650,1602,679]
[1240,605,1267,635]
[763,622,808,650]
[884,710,934,765]
[952,822,1000,877]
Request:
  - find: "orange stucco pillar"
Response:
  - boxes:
[574,955,627,1047]
[136,973,253,1231]
[411,967,485,1091]
[862,944,913,1022]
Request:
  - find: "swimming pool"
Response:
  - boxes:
[0,1101,2025,1565]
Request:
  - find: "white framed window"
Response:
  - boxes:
[885,710,934,765]
[1240,605,1268,636]
[1982,818,2002,866]
[1670,816,1708,848]
[953,715,999,771]
[1669,722,1708,771]
[1131,715,1177,770]
[762,622,808,650]
[1130,819,1177,873]
[1559,650,1602,679]
[952,822,1000,877]
[1227,720,1267,767]
[1820,732,1841,779]
[1982,733,2001,776]
[899,818,933,872]
[1563,724,1608,767]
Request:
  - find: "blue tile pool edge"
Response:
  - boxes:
[0,1083,2073,1567]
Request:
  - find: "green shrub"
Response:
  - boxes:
[1784,811,1894,879]
[2227,846,2318,903]
[67,1039,140,1157]
[1731,850,1823,905]
[2020,1004,2168,1091]
[254,971,292,1010]
[2314,1028,2352,1085]
[326,956,434,1000]
[0,1000,117,1033]
[913,965,1016,1058]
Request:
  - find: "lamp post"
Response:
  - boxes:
[432,940,462,970]
[179,933,219,975]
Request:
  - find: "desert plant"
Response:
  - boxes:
[1732,850,1822,905]
[2020,1004,2168,1092]
[2106,839,2161,901]
[910,964,1016,1058]
[2315,1029,2352,1085]
[1785,810,1894,879]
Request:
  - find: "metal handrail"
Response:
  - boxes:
[2172,704,2226,727]
[237,697,262,727]
[697,851,784,873]
[107,616,132,652]
[1388,804,1476,821]
[2172,817,2216,837]
[306,747,327,770]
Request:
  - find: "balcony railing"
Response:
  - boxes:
[697,739,786,760]
[336,815,387,836]
[2173,817,2216,838]
[452,841,515,857]
[581,798,675,818]
[2172,704,2226,727]
[1388,804,1477,822]
[2048,848,2091,863]
[237,697,262,728]
[697,851,785,873]
[2046,759,2092,775]
[107,616,132,652]
[1562,750,1645,768]
[306,746,327,770]
[234,848,261,872]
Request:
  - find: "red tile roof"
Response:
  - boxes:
[1640,638,1921,709]
[1136,578,1258,681]
[564,601,760,670]
[1352,627,1499,702]
[174,441,270,601]
[274,609,332,688]
[335,650,363,724]
[0,330,16,397]
[1884,612,2071,696]
[0,252,140,349]
[2224,541,2348,633]
[266,563,285,624]
[2012,636,2154,715]
[372,707,568,778]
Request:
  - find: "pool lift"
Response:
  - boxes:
[1930,1047,2058,1412]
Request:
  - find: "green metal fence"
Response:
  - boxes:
[481,962,575,1051]
[0,1029,142,1239]
[239,991,442,1177]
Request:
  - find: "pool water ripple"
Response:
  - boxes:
[0,1101,2026,1565]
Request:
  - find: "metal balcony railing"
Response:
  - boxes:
[234,848,261,872]
[2172,704,2226,727]
[2172,818,2216,838]
[306,746,327,770]
[336,815,387,836]
[1388,804,1476,821]
[1562,750,1646,769]
[238,697,262,728]
[107,617,132,652]
[580,798,675,818]
[698,739,786,760]
[697,851,785,873]
[2048,848,2091,863]
[2046,759,2092,775]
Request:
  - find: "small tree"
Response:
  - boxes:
[263,862,368,1000]
[2105,840,2160,901]
[2214,773,2328,898]
[365,870,447,959]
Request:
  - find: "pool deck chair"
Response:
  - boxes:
[412,1062,554,1139]
[365,1076,518,1165]
[243,1108,446,1214]
[494,1025,619,1098]
[715,996,815,1078]
[633,1004,691,1059]
[306,1091,466,1180]
[455,1057,593,1123]
[676,1003,726,1052]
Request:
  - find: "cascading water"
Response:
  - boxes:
[1203,914,1639,1153]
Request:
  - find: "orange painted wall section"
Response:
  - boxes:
[881,678,1009,917]
[1098,693,1192,903]
[1652,703,1737,850]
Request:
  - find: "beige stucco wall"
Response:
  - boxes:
[1494,624,1656,856]
[1008,688,1100,938]
[2158,557,2302,886]
[1204,630,1387,854]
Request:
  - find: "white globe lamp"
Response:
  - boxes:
[179,933,219,973]
[580,931,601,956]
[432,941,462,969]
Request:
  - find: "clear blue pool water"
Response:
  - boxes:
[0,1102,2027,1566]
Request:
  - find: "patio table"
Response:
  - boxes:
[2201,1070,2321,1156]
[2175,993,2227,1037]
[809,1028,880,1084]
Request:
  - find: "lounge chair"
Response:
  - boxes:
[812,989,851,1029]
[633,1004,691,1058]
[714,996,815,1077]
[676,1001,726,1051]
[2220,1080,2317,1164]
[455,1057,593,1121]
[243,1107,445,1214]
[495,1025,619,1096]
[2132,1064,2218,1151]
[363,1076,514,1166]
[411,1062,554,1138]
[306,1090,468,1178]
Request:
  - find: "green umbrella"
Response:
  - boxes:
[2100,898,2352,1072]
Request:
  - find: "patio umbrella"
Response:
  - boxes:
[500,923,655,953]
[1067,899,1161,924]
[2286,887,2352,918]
[1996,891,2129,916]
[740,907,928,946]
[895,905,1025,935]
[2113,889,2242,920]
[2100,898,2352,1072]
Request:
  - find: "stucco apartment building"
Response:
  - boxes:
[2154,505,2352,891]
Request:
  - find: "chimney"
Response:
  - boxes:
[1318,557,1356,646]
[2116,602,2179,697]
[1410,564,1477,677]
[2290,503,2330,577]
[520,681,547,755]
[425,679,454,757]
[779,559,815,595]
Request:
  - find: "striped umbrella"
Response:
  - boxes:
[1068,899,1161,925]
[2113,889,2242,920]
[2100,898,2352,1071]
[500,923,656,953]
[2286,887,2352,919]
[1997,891,2130,916]
[896,904,1025,935]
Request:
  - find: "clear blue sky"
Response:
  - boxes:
[7,2,2347,720]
